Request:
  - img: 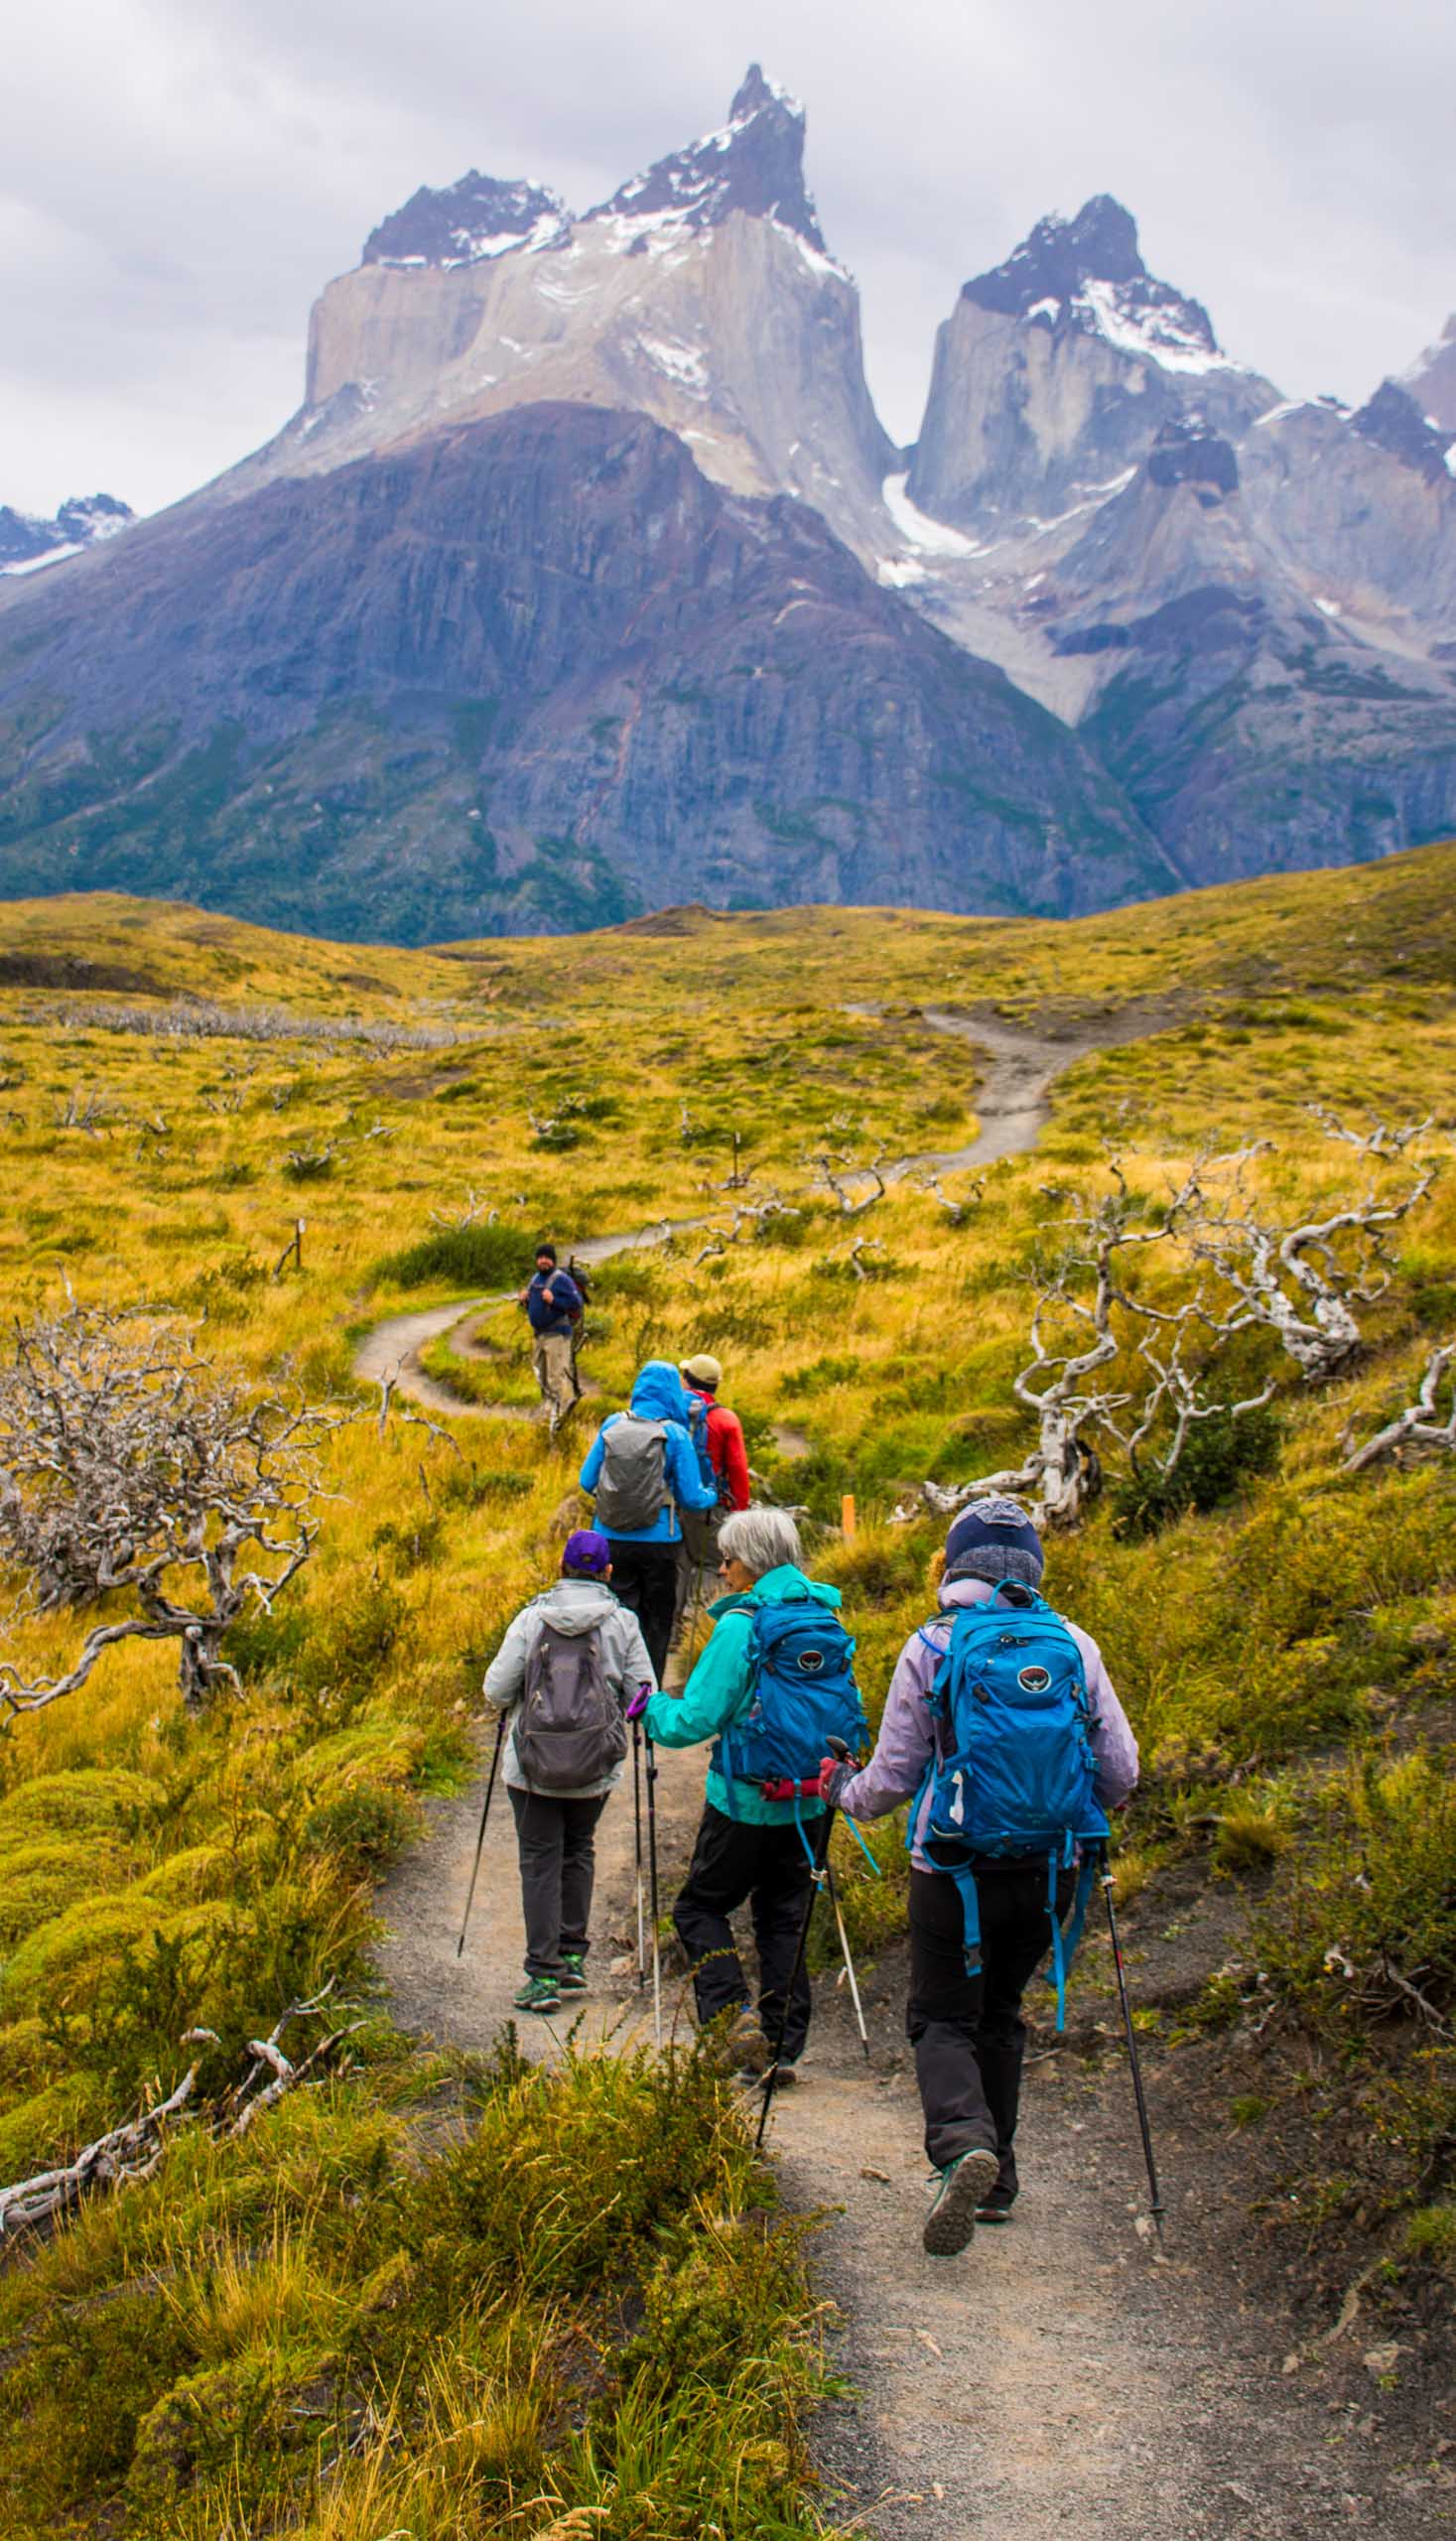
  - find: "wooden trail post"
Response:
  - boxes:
[274,1218,305,1277]
[841,1494,857,1538]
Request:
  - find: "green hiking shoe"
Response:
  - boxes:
[923,2147,1000,2258]
[558,1953,589,1994]
[513,1975,562,2016]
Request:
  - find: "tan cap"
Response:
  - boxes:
[680,1353,723,1388]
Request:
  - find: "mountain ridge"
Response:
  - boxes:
[2,68,1456,940]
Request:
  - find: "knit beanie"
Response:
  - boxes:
[943,1496,1044,1589]
[535,1242,558,1265]
[680,1353,723,1389]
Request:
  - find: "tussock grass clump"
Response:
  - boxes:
[0,2043,829,2541]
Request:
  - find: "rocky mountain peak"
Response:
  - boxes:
[588,63,827,253]
[1400,312,1456,438]
[362,174,568,270]
[962,194,1226,375]
[1353,381,1454,487]
[0,490,133,575]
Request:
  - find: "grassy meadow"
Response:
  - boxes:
[0,842,1455,2528]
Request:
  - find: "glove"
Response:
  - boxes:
[819,1756,856,1806]
[626,1686,651,1723]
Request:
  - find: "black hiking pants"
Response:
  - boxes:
[509,1786,608,1978]
[674,1802,816,2064]
[604,1538,679,1683]
[908,1858,1075,2189]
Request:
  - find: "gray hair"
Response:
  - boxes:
[718,1506,802,1578]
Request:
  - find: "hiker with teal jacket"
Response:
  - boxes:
[634,1505,864,2082]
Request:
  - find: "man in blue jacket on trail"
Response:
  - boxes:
[579,1359,717,1680]
[637,1506,840,2080]
[518,1243,583,1437]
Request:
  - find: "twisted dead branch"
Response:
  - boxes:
[1343,1341,1456,1473]
[0,1989,360,2234]
[0,1303,341,1714]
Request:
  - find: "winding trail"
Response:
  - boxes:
[369,1008,1443,2540]
[351,1008,1109,1422]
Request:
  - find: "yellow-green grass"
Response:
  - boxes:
[1,842,1455,2510]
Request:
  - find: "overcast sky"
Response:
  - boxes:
[4,0,1455,518]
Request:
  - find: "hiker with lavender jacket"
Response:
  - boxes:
[821,1497,1138,2255]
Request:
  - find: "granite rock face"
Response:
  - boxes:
[907,198,1277,533]
[0,407,1169,943]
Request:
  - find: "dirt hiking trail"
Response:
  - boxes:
[370,1011,1450,2539]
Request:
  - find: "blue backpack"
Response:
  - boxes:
[716,1598,868,1844]
[918,1583,1109,2028]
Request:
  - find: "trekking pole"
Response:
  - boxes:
[756,1802,834,2150]
[631,1721,646,1989]
[644,1726,663,2050]
[1098,1845,1166,2249]
[456,1711,508,1958]
[825,1856,870,2059]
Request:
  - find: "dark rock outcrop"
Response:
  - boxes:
[588,64,827,250]
[1352,380,1454,487]
[0,492,132,573]
[363,175,567,269]
[0,406,1168,943]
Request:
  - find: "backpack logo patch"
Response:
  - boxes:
[1018,1664,1052,1694]
[796,1650,826,1674]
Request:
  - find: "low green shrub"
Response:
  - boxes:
[371,1222,533,1292]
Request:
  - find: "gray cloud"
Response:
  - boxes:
[3,0,1454,513]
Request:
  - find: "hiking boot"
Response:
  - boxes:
[727,2008,770,2073]
[558,1953,589,1994]
[923,2147,1000,2258]
[513,1975,562,2016]
[975,2182,1017,2224]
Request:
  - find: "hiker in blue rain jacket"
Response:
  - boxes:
[579,1359,717,1680]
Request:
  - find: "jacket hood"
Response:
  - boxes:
[534,1578,621,1635]
[708,1562,842,1619]
[629,1358,696,1425]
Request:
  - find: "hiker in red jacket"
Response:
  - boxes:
[672,1352,750,1647]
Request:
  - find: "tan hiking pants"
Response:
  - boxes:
[532,1330,576,1425]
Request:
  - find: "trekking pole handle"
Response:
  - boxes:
[825,1736,851,1761]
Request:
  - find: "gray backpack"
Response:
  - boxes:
[592,1414,668,1533]
[514,1619,626,1792]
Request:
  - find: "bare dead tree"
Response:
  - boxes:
[0,1304,340,1715]
[847,1236,887,1280]
[1185,1136,1439,1383]
[805,1115,890,1216]
[1304,1105,1433,1159]
[30,996,462,1053]
[1343,1341,1456,1473]
[429,1188,497,1232]
[373,1369,466,1465]
[0,1991,360,2233]
[895,1164,1204,1529]
[909,1167,985,1226]
[53,1086,117,1136]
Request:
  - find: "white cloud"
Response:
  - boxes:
[2,0,1455,511]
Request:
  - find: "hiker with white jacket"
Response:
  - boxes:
[483,1529,655,2017]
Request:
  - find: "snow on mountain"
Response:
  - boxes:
[0,491,132,577]
[292,67,893,542]
[363,176,568,270]
[908,197,1276,537]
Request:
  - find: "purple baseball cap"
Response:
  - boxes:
[562,1529,612,1576]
